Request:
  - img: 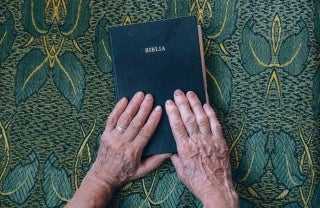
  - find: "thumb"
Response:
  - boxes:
[132,153,171,180]
[171,154,186,182]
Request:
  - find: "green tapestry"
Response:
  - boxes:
[0,0,319,207]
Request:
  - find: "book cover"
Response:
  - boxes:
[109,16,207,156]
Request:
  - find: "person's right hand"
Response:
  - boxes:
[165,90,239,208]
[92,91,170,189]
[66,92,170,208]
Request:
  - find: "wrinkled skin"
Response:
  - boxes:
[66,92,170,208]
[165,90,239,208]
[93,92,170,187]
[66,90,239,208]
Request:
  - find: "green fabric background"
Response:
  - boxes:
[0,0,319,207]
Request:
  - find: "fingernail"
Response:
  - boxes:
[165,100,174,105]
[174,89,183,96]
[187,91,195,98]
[204,103,212,110]
[145,94,153,100]
[119,97,127,103]
[154,105,162,111]
[135,91,144,98]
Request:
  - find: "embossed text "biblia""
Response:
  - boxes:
[145,46,166,53]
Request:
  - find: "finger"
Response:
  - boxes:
[173,89,199,136]
[106,97,128,131]
[132,105,162,147]
[117,92,145,130]
[171,154,182,170]
[131,153,171,180]
[170,154,186,182]
[186,91,211,135]
[203,104,223,139]
[165,99,188,149]
[125,94,154,139]
[204,104,228,155]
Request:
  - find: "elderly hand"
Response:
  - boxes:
[66,92,170,208]
[165,90,239,208]
[92,91,170,187]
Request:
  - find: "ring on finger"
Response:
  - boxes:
[115,126,126,133]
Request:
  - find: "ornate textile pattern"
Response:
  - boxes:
[0,0,319,207]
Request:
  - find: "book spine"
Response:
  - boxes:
[109,30,121,101]
[197,25,209,103]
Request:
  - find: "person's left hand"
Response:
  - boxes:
[165,90,238,208]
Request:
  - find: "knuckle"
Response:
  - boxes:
[177,98,189,106]
[119,113,131,125]
[139,127,153,139]
[172,120,186,133]
[113,140,126,150]
[183,114,196,126]
[197,116,209,127]
[125,147,137,157]
[130,118,144,130]
[106,115,116,126]
[211,121,222,131]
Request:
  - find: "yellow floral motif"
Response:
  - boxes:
[141,170,181,207]
[45,0,67,22]
[0,120,11,189]
[189,0,235,55]
[298,125,315,206]
[0,115,13,196]
[245,14,308,100]
[0,31,7,44]
[228,122,244,169]
[51,175,69,202]
[271,15,281,55]
[206,67,224,100]
[25,0,83,52]
[20,0,87,105]
[124,14,133,25]
[74,118,96,190]
[190,0,213,24]
[30,0,47,35]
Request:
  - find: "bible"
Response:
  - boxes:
[109,16,207,156]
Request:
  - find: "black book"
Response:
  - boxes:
[109,16,207,156]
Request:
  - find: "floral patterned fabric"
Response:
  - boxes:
[0,0,319,207]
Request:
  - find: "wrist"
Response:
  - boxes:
[86,163,117,191]
[202,198,238,208]
[66,168,115,208]
[199,189,239,208]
